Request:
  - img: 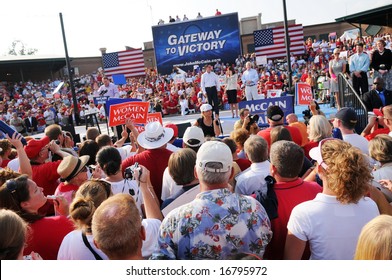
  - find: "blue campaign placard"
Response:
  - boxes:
[238,96,294,127]
[112,74,127,85]
[152,13,241,75]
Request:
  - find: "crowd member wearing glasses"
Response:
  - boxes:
[0,175,74,260]
[54,155,90,205]
[329,48,346,109]
[362,77,392,112]
[284,139,379,260]
[194,103,222,137]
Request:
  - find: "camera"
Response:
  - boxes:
[246,114,260,131]
[124,162,142,180]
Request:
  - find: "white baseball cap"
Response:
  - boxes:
[196,141,232,173]
[200,104,213,112]
[183,126,205,147]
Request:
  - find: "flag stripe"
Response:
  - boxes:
[102,48,145,78]
[254,24,304,59]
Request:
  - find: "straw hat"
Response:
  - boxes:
[57,155,90,182]
[137,121,174,149]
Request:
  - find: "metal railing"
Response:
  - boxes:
[337,73,368,133]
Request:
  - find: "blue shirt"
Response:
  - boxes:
[151,188,272,260]
[350,52,370,72]
[377,90,386,106]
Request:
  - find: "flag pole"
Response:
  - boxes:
[59,13,80,126]
[282,0,295,112]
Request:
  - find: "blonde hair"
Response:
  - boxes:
[321,139,371,203]
[354,215,392,260]
[230,128,250,149]
[92,194,141,260]
[69,179,112,232]
[369,134,392,164]
[308,115,332,142]
[0,209,28,260]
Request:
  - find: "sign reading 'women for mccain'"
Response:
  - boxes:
[152,13,241,75]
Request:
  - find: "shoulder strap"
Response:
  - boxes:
[81,232,103,260]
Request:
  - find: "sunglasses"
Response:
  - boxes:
[6,179,18,194]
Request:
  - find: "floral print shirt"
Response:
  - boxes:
[151,188,272,260]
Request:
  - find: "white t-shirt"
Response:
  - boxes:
[108,179,143,214]
[161,166,182,200]
[342,133,369,155]
[287,193,379,260]
[57,219,161,259]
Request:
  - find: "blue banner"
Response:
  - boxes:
[238,96,294,127]
[152,13,241,75]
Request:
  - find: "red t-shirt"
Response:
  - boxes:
[303,140,319,160]
[32,161,62,196]
[263,178,322,260]
[234,158,252,171]
[24,215,74,260]
[122,148,173,202]
[257,125,303,149]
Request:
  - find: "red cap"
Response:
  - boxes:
[373,108,383,117]
[164,123,178,138]
[24,136,50,159]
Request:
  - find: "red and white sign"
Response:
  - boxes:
[296,83,313,105]
[267,89,282,98]
[134,112,163,132]
[108,101,149,127]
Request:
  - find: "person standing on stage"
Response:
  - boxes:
[241,62,260,100]
[97,77,119,98]
[201,65,220,117]
[349,42,370,96]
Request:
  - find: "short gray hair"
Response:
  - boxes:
[244,135,268,163]
[270,140,304,178]
[196,162,231,185]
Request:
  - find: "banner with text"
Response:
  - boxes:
[295,83,313,105]
[152,13,241,75]
[108,101,149,127]
[238,96,294,127]
[135,112,164,133]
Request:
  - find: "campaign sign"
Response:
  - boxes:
[238,96,294,127]
[152,13,241,74]
[267,89,282,98]
[108,101,149,127]
[295,83,313,105]
[93,96,109,105]
[134,112,164,132]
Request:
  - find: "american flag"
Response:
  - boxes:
[254,24,304,58]
[102,49,145,78]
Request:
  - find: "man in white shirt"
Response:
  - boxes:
[241,62,260,100]
[97,77,119,98]
[201,65,220,117]
[332,107,369,155]
[235,135,270,195]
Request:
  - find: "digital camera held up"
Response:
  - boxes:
[124,162,142,180]
[246,114,260,131]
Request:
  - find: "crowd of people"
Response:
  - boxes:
[1,29,392,261]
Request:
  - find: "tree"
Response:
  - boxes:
[8,40,38,56]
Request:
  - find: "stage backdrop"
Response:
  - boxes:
[152,13,241,75]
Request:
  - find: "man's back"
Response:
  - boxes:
[151,188,272,259]
[257,125,302,148]
[235,161,270,195]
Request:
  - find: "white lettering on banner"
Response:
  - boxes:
[245,101,287,112]
[168,30,222,45]
[113,113,145,122]
[112,106,147,116]
[166,30,226,56]
[177,41,226,56]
